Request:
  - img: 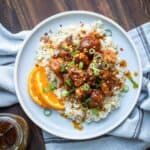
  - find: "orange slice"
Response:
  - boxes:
[28,67,47,108]
[28,66,64,110]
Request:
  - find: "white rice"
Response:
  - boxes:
[36,20,126,123]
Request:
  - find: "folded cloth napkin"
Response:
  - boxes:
[0,22,150,150]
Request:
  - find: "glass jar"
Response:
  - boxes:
[0,113,29,150]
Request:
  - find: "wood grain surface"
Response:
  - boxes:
[0,0,150,150]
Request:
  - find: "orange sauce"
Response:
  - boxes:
[125,71,131,78]
[60,114,70,119]
[120,60,127,67]
[81,30,86,34]
[134,72,138,76]
[125,71,138,89]
[72,121,83,131]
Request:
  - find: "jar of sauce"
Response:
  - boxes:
[0,114,29,150]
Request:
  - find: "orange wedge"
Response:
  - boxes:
[28,66,64,110]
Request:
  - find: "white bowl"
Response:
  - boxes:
[14,11,142,140]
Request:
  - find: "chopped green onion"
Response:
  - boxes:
[50,80,57,90]
[84,98,91,104]
[103,62,109,69]
[95,83,100,88]
[90,62,97,69]
[128,76,139,89]
[42,87,51,93]
[95,79,103,88]
[69,87,75,93]
[93,68,100,76]
[65,79,72,87]
[44,109,52,116]
[61,90,70,97]
[89,48,95,55]
[95,82,101,88]
[122,85,129,93]
[61,87,75,98]
[104,29,112,36]
[79,62,84,69]
[71,50,79,56]
[72,43,78,47]
[82,107,87,112]
[61,64,66,73]
[66,61,74,70]
[95,54,102,60]
[43,80,57,92]
[61,46,68,51]
[83,83,90,91]
[67,61,74,68]
[72,40,79,45]
[91,108,99,116]
[82,98,91,106]
[95,20,104,28]
[90,62,100,76]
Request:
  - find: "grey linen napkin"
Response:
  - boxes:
[0,22,150,150]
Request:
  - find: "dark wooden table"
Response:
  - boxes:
[0,0,150,149]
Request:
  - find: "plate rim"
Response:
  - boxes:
[14,10,142,140]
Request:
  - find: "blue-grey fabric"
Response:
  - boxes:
[0,22,150,150]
